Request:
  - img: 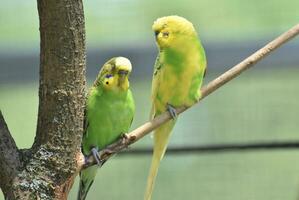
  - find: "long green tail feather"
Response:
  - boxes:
[77,166,97,200]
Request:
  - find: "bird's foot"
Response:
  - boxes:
[90,147,102,166]
[120,133,129,145]
[116,133,131,150]
[101,148,116,155]
[167,103,177,119]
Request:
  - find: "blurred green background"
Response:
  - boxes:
[1,0,299,200]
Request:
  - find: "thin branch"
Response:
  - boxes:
[84,23,299,168]
[119,141,299,155]
[0,110,22,194]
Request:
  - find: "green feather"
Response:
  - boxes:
[78,57,135,200]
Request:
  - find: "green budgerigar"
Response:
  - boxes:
[77,57,135,200]
[145,16,207,200]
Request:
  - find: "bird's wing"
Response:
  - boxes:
[84,61,112,137]
[150,54,162,119]
[82,106,89,138]
[92,59,116,87]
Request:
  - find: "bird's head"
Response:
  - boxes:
[97,57,132,91]
[152,15,197,49]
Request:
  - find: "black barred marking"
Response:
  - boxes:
[154,63,162,76]
[203,68,207,78]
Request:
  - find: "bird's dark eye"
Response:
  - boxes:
[106,81,109,85]
[154,31,159,37]
[105,74,113,78]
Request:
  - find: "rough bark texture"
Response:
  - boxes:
[0,111,22,198]
[35,0,86,148]
[0,0,86,199]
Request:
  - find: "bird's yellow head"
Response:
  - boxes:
[152,15,197,49]
[97,57,132,91]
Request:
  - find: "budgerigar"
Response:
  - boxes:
[144,16,207,200]
[77,57,135,200]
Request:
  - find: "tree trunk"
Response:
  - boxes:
[0,0,86,199]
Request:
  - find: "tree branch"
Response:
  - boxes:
[8,1,86,199]
[34,0,86,150]
[84,23,299,168]
[0,111,22,196]
[119,141,299,155]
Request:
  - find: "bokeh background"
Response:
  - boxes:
[1,1,299,200]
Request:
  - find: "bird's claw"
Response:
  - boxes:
[103,148,117,155]
[90,147,102,166]
[120,133,129,145]
[167,103,177,119]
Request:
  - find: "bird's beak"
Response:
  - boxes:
[118,70,129,84]
[117,69,129,89]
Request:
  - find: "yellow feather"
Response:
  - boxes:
[145,15,206,200]
[144,121,175,200]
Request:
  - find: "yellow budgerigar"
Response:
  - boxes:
[145,16,207,200]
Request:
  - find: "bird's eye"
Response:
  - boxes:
[105,74,113,78]
[162,32,169,38]
[154,31,159,37]
[106,81,109,85]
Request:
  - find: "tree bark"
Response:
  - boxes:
[0,111,22,198]
[0,0,86,199]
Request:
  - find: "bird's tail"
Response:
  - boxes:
[144,120,175,200]
[77,166,97,200]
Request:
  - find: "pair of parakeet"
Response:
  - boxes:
[77,15,207,200]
